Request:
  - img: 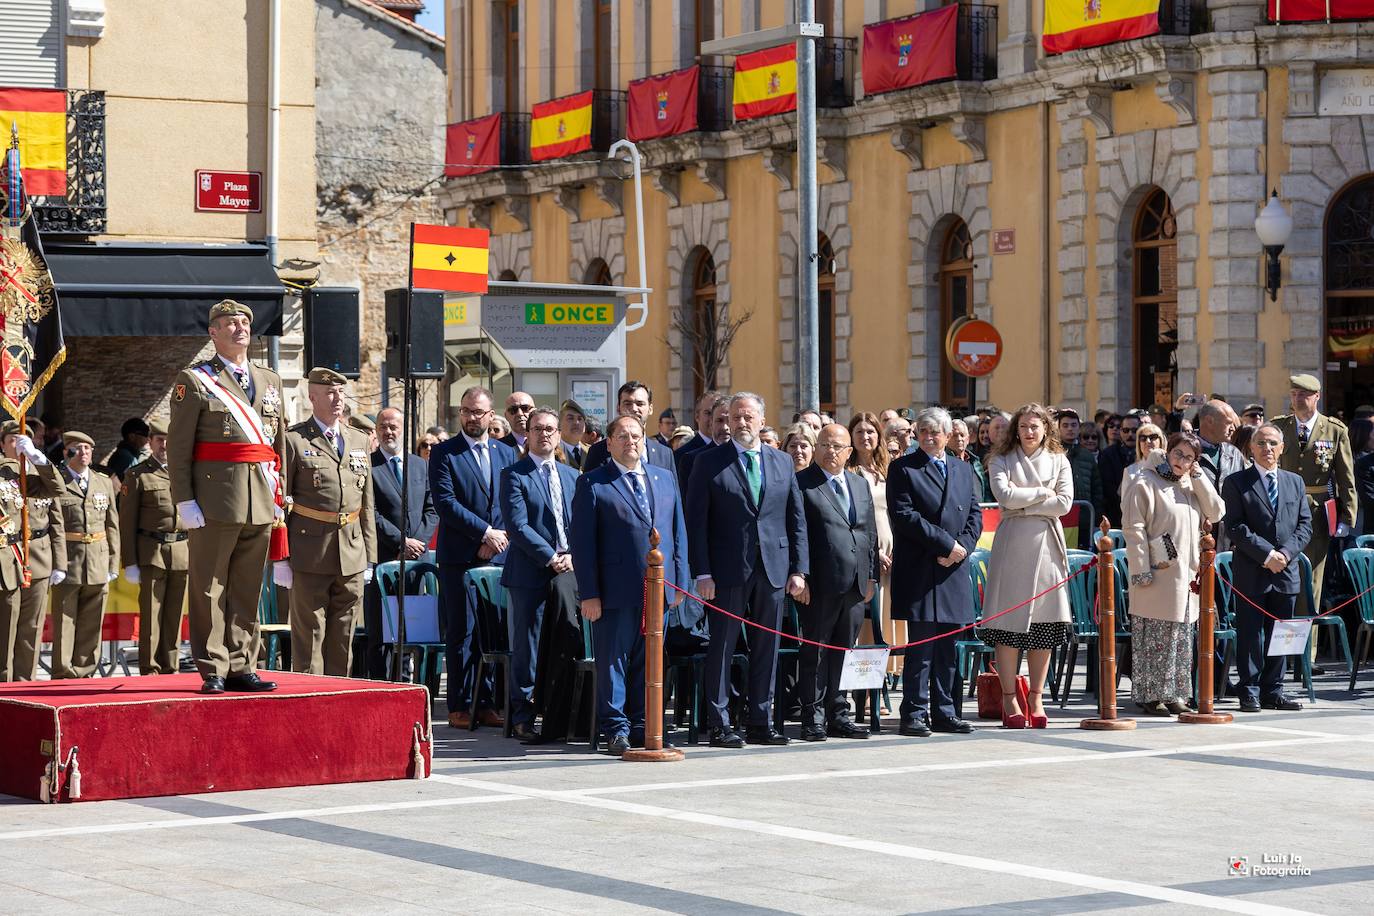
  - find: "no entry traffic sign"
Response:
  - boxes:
[945,318,1003,377]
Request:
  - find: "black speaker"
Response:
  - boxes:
[385,288,445,379]
[303,287,360,379]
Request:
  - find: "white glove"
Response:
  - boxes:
[177,500,206,529]
[49,570,65,586]
[107,571,118,583]
[272,560,293,588]
[124,565,140,585]
[274,503,285,521]
[14,435,47,466]
[363,565,374,585]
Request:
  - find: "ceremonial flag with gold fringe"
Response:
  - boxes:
[1042,0,1160,55]
[733,44,798,121]
[409,223,490,293]
[531,91,594,161]
[0,88,67,197]
[0,136,65,420]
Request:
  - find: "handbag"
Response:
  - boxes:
[976,665,1030,720]
[1148,533,1177,570]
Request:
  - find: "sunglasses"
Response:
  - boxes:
[1140,433,1163,442]
[1081,434,1100,441]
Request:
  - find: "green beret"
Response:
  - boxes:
[1288,374,1321,393]
[307,367,348,386]
[348,414,375,432]
[209,299,254,324]
[65,431,95,449]
[148,419,168,437]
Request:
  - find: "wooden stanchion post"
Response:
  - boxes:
[1180,522,1232,725]
[1082,518,1136,730]
[623,529,684,762]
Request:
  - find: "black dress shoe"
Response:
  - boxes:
[224,672,277,692]
[1238,698,1261,713]
[607,734,630,756]
[799,725,828,742]
[932,717,975,734]
[200,676,225,695]
[1261,694,1303,711]
[709,727,745,749]
[899,719,932,737]
[826,720,870,739]
[629,729,645,749]
[744,727,790,746]
[511,722,538,741]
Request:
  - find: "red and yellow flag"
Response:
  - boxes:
[410,223,489,294]
[531,91,593,161]
[1042,0,1160,55]
[733,44,797,122]
[0,88,66,197]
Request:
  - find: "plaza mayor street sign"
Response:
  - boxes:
[195,170,262,213]
[945,317,1003,377]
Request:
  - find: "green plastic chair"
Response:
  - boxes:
[851,588,890,733]
[464,566,512,737]
[374,560,444,695]
[954,548,994,711]
[1207,551,1237,697]
[1355,535,1374,550]
[569,617,600,750]
[1294,553,1352,700]
[1056,552,1100,708]
[1341,548,1374,691]
[258,566,289,671]
[1106,528,1127,551]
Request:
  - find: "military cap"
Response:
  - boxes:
[560,398,585,417]
[0,420,20,438]
[1288,374,1321,393]
[208,299,254,324]
[307,366,349,386]
[148,419,168,437]
[65,431,95,448]
[348,413,375,433]
[1241,403,1265,418]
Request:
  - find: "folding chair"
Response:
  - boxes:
[375,560,445,695]
[1294,553,1351,699]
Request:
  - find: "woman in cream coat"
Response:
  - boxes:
[1121,432,1225,716]
[981,404,1074,728]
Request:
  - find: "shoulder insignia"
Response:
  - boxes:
[174,384,186,402]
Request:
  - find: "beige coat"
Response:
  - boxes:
[1122,453,1225,624]
[982,447,1073,632]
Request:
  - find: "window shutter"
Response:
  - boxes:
[0,0,62,88]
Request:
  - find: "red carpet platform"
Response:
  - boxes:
[0,673,431,803]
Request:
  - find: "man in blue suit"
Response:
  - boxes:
[687,392,808,748]
[429,386,518,728]
[571,415,689,755]
[888,407,983,736]
[677,395,730,497]
[580,381,678,480]
[499,407,579,740]
[1222,424,1312,712]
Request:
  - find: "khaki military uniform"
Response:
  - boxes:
[51,468,120,678]
[12,492,66,681]
[0,459,62,681]
[119,457,189,675]
[1273,413,1357,615]
[282,420,377,676]
[167,356,286,679]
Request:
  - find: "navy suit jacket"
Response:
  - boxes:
[1222,465,1313,597]
[675,439,716,496]
[570,461,689,611]
[429,435,518,566]
[582,435,677,479]
[685,442,808,589]
[499,455,579,590]
[886,450,983,624]
[795,465,879,599]
[369,450,438,563]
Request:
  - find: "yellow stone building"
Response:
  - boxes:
[439,1,1374,423]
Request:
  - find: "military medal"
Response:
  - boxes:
[93,492,109,511]
[312,470,322,488]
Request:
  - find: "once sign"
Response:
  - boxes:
[195,170,262,213]
[1318,69,1374,116]
[945,317,1003,377]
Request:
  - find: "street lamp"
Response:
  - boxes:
[1254,190,1293,302]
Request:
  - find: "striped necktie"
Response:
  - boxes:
[1267,472,1278,511]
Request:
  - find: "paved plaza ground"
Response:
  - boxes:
[1,671,1370,915]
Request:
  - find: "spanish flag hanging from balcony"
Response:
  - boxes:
[733,45,797,122]
[531,91,593,162]
[409,223,490,294]
[1042,0,1160,55]
[0,89,66,197]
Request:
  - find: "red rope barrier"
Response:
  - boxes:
[663,558,1096,653]
[1215,568,1374,623]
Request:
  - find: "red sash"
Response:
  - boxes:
[194,443,278,464]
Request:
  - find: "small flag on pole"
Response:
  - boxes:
[409,223,489,293]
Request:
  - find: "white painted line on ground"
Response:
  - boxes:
[1221,722,1361,739]
[0,792,531,841]
[440,774,1321,916]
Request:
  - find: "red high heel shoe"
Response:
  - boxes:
[1017,678,1047,728]
[1001,691,1026,729]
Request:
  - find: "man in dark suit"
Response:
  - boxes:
[888,407,983,736]
[581,381,677,480]
[654,409,677,448]
[430,386,518,728]
[1222,424,1312,712]
[793,424,878,741]
[499,406,579,741]
[363,406,438,680]
[687,392,808,748]
[675,391,721,459]
[677,395,731,497]
[571,415,689,755]
[499,391,535,452]
[1100,413,1141,526]
[1196,400,1245,552]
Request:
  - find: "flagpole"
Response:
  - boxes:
[393,224,416,683]
[6,127,31,583]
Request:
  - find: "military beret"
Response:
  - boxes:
[0,420,20,438]
[208,299,254,324]
[307,366,348,386]
[65,431,95,448]
[1289,373,1321,393]
[348,413,375,432]
[148,419,168,437]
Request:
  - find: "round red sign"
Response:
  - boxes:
[945,318,1003,378]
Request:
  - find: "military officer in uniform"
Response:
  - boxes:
[50,431,120,679]
[119,419,190,675]
[1272,374,1357,618]
[276,368,377,677]
[168,299,286,694]
[0,424,64,681]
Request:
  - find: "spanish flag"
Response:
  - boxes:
[733,44,797,122]
[410,223,489,294]
[1042,0,1160,55]
[0,88,66,197]
[531,91,593,162]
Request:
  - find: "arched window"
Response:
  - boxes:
[585,258,613,287]
[1325,175,1374,417]
[817,233,836,415]
[1133,188,1178,408]
[690,249,718,401]
[939,220,974,409]
[594,0,613,90]
[497,269,518,281]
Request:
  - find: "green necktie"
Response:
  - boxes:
[744,450,762,505]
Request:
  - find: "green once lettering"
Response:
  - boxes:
[551,305,566,322]
[525,303,544,324]
[593,305,607,322]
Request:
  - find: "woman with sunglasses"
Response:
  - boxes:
[1078,421,1102,455]
[1119,422,1165,498]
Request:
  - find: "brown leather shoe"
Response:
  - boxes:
[478,708,504,728]
[447,711,472,728]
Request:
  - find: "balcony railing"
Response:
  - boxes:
[501,112,530,166]
[32,89,107,234]
[817,37,857,108]
[956,5,998,82]
[698,65,732,133]
[1160,0,1205,35]
[590,89,626,152]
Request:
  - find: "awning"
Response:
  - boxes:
[44,241,286,336]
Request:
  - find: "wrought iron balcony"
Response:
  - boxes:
[500,112,530,166]
[817,37,857,108]
[589,89,627,152]
[698,65,732,133]
[33,89,107,235]
[957,4,998,82]
[1160,0,1205,35]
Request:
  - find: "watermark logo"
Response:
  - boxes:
[1228,854,1311,878]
